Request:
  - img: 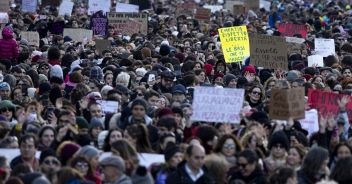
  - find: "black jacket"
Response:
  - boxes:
[166,161,215,184]
[229,168,268,184]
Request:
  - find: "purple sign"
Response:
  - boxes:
[90,11,108,38]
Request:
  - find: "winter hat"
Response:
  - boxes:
[39,149,58,164]
[302,74,312,81]
[76,116,89,129]
[172,84,186,94]
[164,142,181,161]
[90,66,104,82]
[268,130,290,151]
[259,71,272,84]
[159,44,170,56]
[38,74,48,84]
[236,76,248,88]
[0,100,16,111]
[286,71,299,82]
[224,74,237,86]
[22,172,43,184]
[204,64,213,76]
[49,86,63,105]
[89,117,104,129]
[136,67,147,77]
[100,85,113,97]
[248,111,270,124]
[100,156,125,172]
[131,99,148,110]
[0,82,10,91]
[77,145,100,159]
[57,141,80,165]
[214,72,224,80]
[3,74,16,89]
[243,65,256,75]
[49,65,63,79]
[32,176,51,184]
[158,107,174,118]
[63,36,72,43]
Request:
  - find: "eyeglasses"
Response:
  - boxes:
[0,108,12,113]
[223,144,236,150]
[44,159,60,166]
[75,162,88,168]
[41,66,49,70]
[251,91,261,95]
[237,162,248,168]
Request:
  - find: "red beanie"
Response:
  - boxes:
[302,74,312,81]
[158,107,174,118]
[214,72,224,79]
[204,64,213,76]
[243,65,256,75]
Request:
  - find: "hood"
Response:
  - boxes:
[2,27,13,39]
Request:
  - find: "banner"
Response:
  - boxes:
[59,1,74,16]
[0,0,9,12]
[308,89,352,120]
[88,0,111,15]
[116,3,139,12]
[194,8,211,21]
[245,0,259,11]
[90,11,109,37]
[108,13,148,36]
[308,55,324,67]
[21,31,40,46]
[63,29,93,42]
[191,87,245,123]
[41,0,60,7]
[249,34,288,70]
[299,109,319,136]
[97,100,118,114]
[269,87,305,120]
[22,0,37,13]
[203,5,223,13]
[176,2,197,17]
[314,38,335,57]
[278,23,308,38]
[219,26,250,63]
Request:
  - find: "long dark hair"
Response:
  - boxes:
[301,147,329,181]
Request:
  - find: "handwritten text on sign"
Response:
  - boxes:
[249,34,288,70]
[191,87,244,123]
[278,23,307,38]
[219,26,250,63]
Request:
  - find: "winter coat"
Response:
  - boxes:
[0,27,19,62]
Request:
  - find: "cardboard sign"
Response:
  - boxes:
[0,12,8,23]
[63,29,93,42]
[88,0,111,15]
[203,5,223,13]
[97,100,118,114]
[41,0,60,7]
[191,87,245,123]
[95,40,112,55]
[194,8,211,21]
[308,55,324,67]
[314,38,335,57]
[0,0,10,12]
[22,0,37,13]
[278,23,308,38]
[116,3,139,13]
[286,37,305,44]
[269,87,305,120]
[245,0,259,11]
[219,26,250,63]
[249,33,288,70]
[108,13,148,36]
[308,89,352,120]
[176,2,197,17]
[21,31,40,46]
[90,11,109,37]
[299,109,319,136]
[59,1,74,16]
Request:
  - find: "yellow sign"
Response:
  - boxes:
[219,26,250,63]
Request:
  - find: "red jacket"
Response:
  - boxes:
[0,27,19,61]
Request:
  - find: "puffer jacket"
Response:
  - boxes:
[0,27,19,61]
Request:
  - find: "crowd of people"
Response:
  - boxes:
[2,0,352,184]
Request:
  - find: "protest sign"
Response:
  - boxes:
[191,87,245,123]
[97,100,118,114]
[249,33,288,70]
[286,37,307,55]
[0,12,8,23]
[116,3,139,12]
[63,29,93,42]
[59,1,74,16]
[286,37,305,44]
[218,26,250,63]
[314,38,335,57]
[88,0,111,15]
[176,2,197,17]
[278,23,308,38]
[21,31,40,46]
[269,87,305,120]
[308,55,324,67]
[0,0,9,12]
[90,11,109,37]
[95,40,112,55]
[194,8,211,21]
[299,109,319,136]
[308,89,352,120]
[260,0,270,11]
[41,0,60,7]
[22,0,37,13]
[108,13,148,35]
[245,0,259,11]
[203,5,223,13]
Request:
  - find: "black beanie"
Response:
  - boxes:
[164,142,180,161]
[268,130,290,151]
[49,86,63,105]
[39,149,57,164]
[131,99,148,110]
[159,44,170,56]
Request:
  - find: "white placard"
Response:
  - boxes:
[191,87,244,123]
[260,0,271,11]
[97,100,119,114]
[22,0,37,13]
[286,36,305,44]
[0,12,8,23]
[116,3,139,13]
[63,28,93,42]
[203,5,223,13]
[308,55,324,67]
[299,109,319,136]
[59,1,74,16]
[88,0,111,15]
[314,38,335,57]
